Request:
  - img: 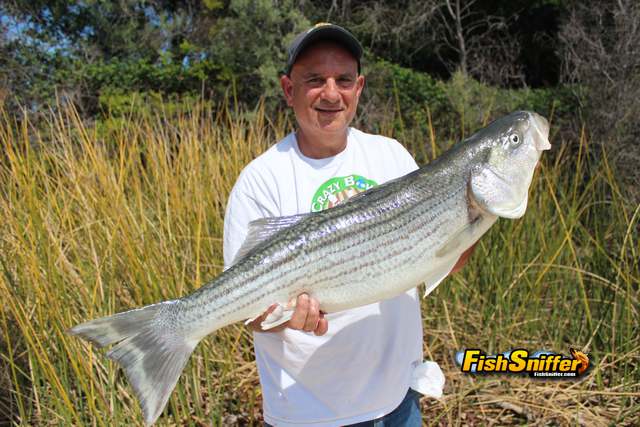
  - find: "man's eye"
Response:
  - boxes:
[308,78,323,84]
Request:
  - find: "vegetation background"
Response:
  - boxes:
[0,0,638,425]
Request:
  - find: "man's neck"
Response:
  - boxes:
[296,128,349,159]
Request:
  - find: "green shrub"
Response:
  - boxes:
[84,58,226,99]
[362,60,576,144]
[360,57,447,130]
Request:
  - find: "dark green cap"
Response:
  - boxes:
[285,23,363,75]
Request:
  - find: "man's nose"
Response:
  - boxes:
[320,78,340,102]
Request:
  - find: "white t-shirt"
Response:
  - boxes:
[223,128,424,426]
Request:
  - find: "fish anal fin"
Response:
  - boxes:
[244,302,296,330]
[260,308,294,331]
[429,220,483,297]
[261,306,295,330]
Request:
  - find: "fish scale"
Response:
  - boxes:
[69,111,551,425]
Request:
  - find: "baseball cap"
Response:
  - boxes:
[285,23,363,75]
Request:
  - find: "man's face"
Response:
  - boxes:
[280,41,365,138]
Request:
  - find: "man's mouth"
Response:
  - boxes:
[315,107,344,113]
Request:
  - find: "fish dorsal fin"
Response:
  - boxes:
[232,213,310,265]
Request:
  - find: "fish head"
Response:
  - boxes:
[470,111,551,219]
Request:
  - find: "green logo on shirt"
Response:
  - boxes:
[311,175,377,212]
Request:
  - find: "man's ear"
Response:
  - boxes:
[355,74,365,99]
[280,75,294,107]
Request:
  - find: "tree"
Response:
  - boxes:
[560,0,640,199]
[303,0,564,87]
[206,0,310,105]
[437,0,524,86]
[0,1,229,112]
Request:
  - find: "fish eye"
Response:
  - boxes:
[509,134,520,146]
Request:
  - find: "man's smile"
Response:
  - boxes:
[314,106,344,113]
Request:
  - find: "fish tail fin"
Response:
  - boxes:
[68,301,198,425]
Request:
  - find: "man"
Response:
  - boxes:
[223,23,473,426]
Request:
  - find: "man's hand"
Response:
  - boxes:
[247,293,329,336]
[450,243,476,274]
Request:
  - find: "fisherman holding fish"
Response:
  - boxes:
[223,23,474,427]
[69,23,550,424]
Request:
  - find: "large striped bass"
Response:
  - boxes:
[69,111,551,424]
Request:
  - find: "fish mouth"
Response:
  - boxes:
[530,112,551,151]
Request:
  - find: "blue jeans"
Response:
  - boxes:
[264,388,422,427]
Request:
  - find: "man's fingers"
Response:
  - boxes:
[288,293,310,329]
[303,298,320,332]
[314,313,328,336]
[252,294,327,333]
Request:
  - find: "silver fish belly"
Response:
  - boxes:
[69,110,551,425]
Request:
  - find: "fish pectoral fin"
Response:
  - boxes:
[260,304,295,330]
[231,213,311,265]
[435,223,475,258]
[422,257,458,297]
[428,223,478,297]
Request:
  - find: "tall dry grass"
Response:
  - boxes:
[0,102,638,426]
